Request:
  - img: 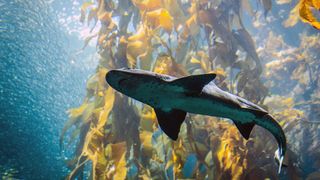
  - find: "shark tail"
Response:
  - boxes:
[255,114,287,173]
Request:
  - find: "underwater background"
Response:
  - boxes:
[0,0,320,179]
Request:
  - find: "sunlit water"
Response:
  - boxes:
[0,0,319,179]
[0,0,97,178]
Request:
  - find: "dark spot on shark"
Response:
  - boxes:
[119,79,127,86]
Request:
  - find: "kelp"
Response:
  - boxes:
[284,0,320,30]
[61,0,320,179]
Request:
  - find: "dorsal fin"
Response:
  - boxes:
[233,121,255,140]
[154,108,187,140]
[170,73,216,93]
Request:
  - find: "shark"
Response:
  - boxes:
[105,68,287,173]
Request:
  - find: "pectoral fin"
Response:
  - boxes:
[233,121,255,140]
[154,108,187,140]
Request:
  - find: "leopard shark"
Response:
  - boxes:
[105,68,287,173]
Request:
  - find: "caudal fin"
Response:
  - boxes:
[256,114,287,173]
[275,148,289,173]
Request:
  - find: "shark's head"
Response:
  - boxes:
[106,68,174,102]
[106,68,146,94]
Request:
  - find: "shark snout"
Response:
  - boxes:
[105,70,116,86]
[105,69,136,91]
[106,70,124,89]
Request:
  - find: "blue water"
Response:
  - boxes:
[0,0,96,178]
[1,0,320,179]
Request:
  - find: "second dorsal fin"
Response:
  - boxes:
[170,73,216,93]
[233,121,255,140]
